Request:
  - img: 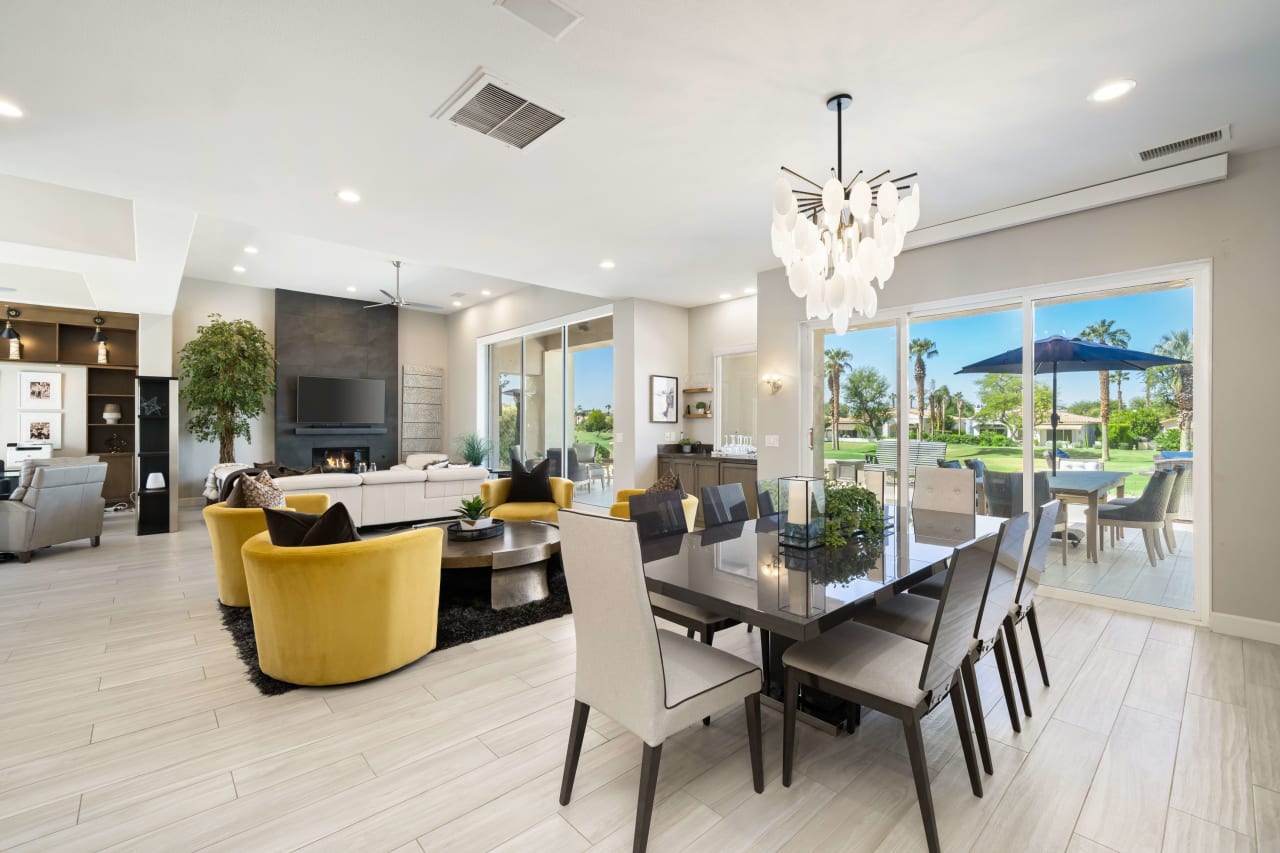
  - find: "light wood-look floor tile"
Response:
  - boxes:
[1162,807,1257,853]
[1254,786,1280,853]
[1171,694,1255,835]
[1125,638,1194,721]
[1189,630,1248,706]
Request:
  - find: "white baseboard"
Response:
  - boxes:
[1036,585,1205,625]
[1210,611,1280,645]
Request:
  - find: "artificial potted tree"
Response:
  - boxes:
[178,314,276,463]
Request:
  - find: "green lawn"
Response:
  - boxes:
[824,441,1155,495]
[574,429,614,461]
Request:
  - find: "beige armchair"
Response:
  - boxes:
[0,459,107,563]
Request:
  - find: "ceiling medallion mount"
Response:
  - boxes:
[770,94,922,333]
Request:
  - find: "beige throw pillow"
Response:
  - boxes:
[239,471,286,509]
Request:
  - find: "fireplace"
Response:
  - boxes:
[311,446,370,472]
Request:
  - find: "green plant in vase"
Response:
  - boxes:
[821,478,886,548]
[695,401,708,414]
[455,495,493,529]
[455,432,493,467]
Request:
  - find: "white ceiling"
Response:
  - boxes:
[1,0,1278,309]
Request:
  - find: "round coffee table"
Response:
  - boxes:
[422,520,560,610]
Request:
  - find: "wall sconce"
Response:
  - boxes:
[91,314,108,364]
[762,374,783,395]
[1,307,20,360]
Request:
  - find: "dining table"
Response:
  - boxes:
[641,507,1005,731]
[1045,470,1128,563]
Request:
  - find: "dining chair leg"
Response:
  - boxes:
[1164,520,1178,554]
[1141,529,1158,567]
[960,655,995,773]
[903,713,944,853]
[947,677,983,798]
[559,700,590,805]
[992,632,1021,734]
[702,628,715,726]
[1152,528,1166,560]
[759,629,772,692]
[686,628,695,640]
[744,693,764,794]
[1003,614,1033,717]
[781,667,798,787]
[747,623,754,634]
[1026,605,1051,686]
[634,742,663,853]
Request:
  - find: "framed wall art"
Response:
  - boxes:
[17,371,62,411]
[649,375,678,423]
[18,412,62,449]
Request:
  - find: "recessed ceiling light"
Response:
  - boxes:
[346,286,357,292]
[452,300,463,307]
[1087,79,1136,103]
[719,293,732,300]
[744,287,757,295]
[481,289,492,296]
[599,259,616,270]
[0,100,22,118]
[336,189,361,203]
[243,245,258,255]
[232,265,246,273]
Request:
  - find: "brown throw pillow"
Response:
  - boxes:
[220,468,263,503]
[239,471,285,509]
[263,507,318,547]
[646,469,687,498]
[299,503,360,547]
[507,457,554,503]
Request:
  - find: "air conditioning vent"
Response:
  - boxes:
[434,70,564,149]
[494,0,582,40]
[1137,125,1230,162]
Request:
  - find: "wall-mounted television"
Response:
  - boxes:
[296,376,386,425]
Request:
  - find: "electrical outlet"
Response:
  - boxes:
[765,434,780,447]
[615,432,624,443]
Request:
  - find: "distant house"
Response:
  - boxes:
[1034,411,1101,446]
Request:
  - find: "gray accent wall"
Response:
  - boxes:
[757,144,1280,628]
[274,289,399,470]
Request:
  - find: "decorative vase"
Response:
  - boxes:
[460,517,493,530]
[103,403,122,424]
[145,472,166,491]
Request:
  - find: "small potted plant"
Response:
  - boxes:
[695,401,708,414]
[455,495,493,530]
[455,432,492,467]
[679,438,693,453]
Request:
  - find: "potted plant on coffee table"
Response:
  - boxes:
[455,495,493,530]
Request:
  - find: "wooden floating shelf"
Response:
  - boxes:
[683,387,713,394]
[89,422,136,427]
[683,413,713,419]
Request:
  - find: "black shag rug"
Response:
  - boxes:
[219,560,572,696]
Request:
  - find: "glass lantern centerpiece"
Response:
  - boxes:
[778,475,825,549]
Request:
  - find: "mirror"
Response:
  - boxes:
[716,350,757,449]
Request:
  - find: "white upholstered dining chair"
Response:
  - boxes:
[557,510,764,853]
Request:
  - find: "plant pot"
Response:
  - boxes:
[460,517,493,530]
[680,446,692,453]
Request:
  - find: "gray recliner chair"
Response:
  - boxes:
[0,458,107,563]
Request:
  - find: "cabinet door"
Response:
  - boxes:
[693,460,721,527]
[720,463,759,518]
[664,458,696,493]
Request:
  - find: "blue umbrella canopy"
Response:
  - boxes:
[956,335,1189,472]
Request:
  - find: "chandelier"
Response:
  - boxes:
[770,94,921,332]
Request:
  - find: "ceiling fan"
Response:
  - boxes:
[363,261,441,311]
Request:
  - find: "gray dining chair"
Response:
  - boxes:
[781,531,1004,853]
[1097,470,1177,566]
[558,510,763,853]
[965,458,988,513]
[1104,465,1186,553]
[701,482,751,527]
[913,466,976,514]
[1002,500,1062,713]
[855,513,1030,772]
[981,470,1073,564]
[629,491,745,724]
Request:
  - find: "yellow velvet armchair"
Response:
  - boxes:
[241,526,443,686]
[609,489,699,531]
[203,494,331,607]
[481,476,574,523]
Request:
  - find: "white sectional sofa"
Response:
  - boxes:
[271,453,487,527]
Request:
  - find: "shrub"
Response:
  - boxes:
[978,433,1015,447]
[1107,423,1135,449]
[1155,428,1182,451]
[924,432,979,445]
[1126,408,1163,440]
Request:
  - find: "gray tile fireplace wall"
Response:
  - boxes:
[274,289,398,470]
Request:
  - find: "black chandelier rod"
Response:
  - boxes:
[780,166,823,191]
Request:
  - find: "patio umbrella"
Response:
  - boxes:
[956,335,1189,473]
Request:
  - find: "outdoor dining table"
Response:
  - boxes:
[641,507,1005,731]
[1046,470,1128,563]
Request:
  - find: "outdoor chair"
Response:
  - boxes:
[782,531,1004,853]
[1105,464,1186,553]
[558,511,764,852]
[937,459,962,468]
[1097,469,1177,567]
[982,470,1074,564]
[965,457,988,513]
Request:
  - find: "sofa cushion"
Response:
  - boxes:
[507,457,553,503]
[425,466,490,483]
[263,507,319,547]
[9,456,101,502]
[272,472,364,490]
[489,501,560,523]
[360,469,429,486]
[406,453,450,469]
[240,472,286,509]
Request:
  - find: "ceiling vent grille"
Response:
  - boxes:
[434,70,564,149]
[1137,125,1230,162]
[494,0,582,40]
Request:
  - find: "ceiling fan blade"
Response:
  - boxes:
[363,302,390,309]
[404,302,444,311]
[379,289,396,302]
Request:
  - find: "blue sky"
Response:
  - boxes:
[572,345,614,411]
[825,286,1194,408]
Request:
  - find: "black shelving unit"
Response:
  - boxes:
[136,375,177,536]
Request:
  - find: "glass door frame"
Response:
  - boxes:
[801,259,1213,624]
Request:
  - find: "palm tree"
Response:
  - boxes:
[1079,319,1130,460]
[1111,370,1130,410]
[1154,329,1193,450]
[953,390,965,434]
[824,348,853,450]
[909,338,938,440]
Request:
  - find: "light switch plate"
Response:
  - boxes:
[765,434,780,447]
[615,432,624,443]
